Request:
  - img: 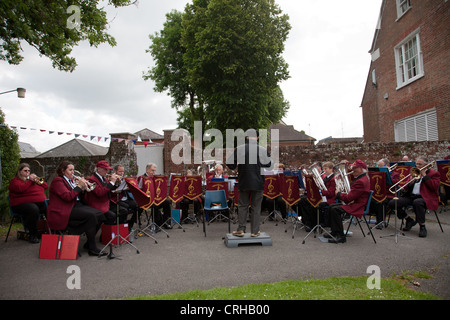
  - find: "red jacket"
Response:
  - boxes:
[320,174,337,205]
[406,169,440,211]
[8,177,48,206]
[47,176,82,230]
[84,173,116,213]
[338,174,370,218]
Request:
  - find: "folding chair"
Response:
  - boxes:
[203,190,231,236]
[207,190,231,224]
[5,197,24,243]
[427,209,444,233]
[345,191,377,243]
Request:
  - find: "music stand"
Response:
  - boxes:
[302,205,336,244]
[285,205,304,239]
[140,206,170,238]
[98,189,140,259]
[128,207,158,244]
[162,208,185,232]
[380,189,412,243]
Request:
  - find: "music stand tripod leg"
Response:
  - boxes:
[380,195,412,243]
[302,207,337,244]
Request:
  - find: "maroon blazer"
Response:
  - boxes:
[47,176,82,231]
[84,173,116,213]
[407,169,440,211]
[338,174,370,218]
[320,174,337,205]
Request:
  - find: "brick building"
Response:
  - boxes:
[361,0,449,142]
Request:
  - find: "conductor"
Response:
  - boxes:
[226,129,272,237]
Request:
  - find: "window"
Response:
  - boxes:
[394,29,424,89]
[396,0,411,19]
[394,109,438,142]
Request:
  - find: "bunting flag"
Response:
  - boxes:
[207,181,229,199]
[153,175,168,206]
[437,160,450,187]
[368,171,387,203]
[184,176,203,200]
[281,175,301,207]
[169,175,185,203]
[7,124,165,146]
[263,175,281,199]
[305,174,322,208]
[124,178,152,209]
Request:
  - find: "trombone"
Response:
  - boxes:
[388,161,435,194]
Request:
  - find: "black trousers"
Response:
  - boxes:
[328,203,348,236]
[110,198,138,228]
[11,202,46,236]
[69,202,104,250]
[388,195,427,225]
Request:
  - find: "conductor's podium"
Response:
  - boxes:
[224,232,273,248]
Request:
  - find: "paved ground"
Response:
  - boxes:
[0,209,449,300]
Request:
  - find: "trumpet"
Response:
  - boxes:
[106,173,123,186]
[73,170,96,192]
[388,161,435,194]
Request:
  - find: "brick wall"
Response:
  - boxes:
[162,129,449,175]
[361,0,450,142]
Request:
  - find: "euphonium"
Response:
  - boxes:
[333,163,351,193]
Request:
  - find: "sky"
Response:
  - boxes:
[0,0,382,154]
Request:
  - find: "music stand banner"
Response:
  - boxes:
[281,175,301,207]
[305,174,322,208]
[368,171,387,203]
[437,160,450,187]
[392,163,414,189]
[153,175,168,206]
[125,178,152,209]
[184,176,203,200]
[264,175,281,199]
[169,175,185,203]
[207,181,229,199]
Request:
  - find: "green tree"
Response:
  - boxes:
[145,0,290,136]
[0,0,136,72]
[181,0,291,132]
[0,108,21,220]
[143,9,206,136]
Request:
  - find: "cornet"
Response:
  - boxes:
[73,170,96,192]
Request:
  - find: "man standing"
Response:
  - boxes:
[226,129,272,237]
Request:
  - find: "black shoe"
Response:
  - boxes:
[88,248,107,257]
[328,235,346,243]
[403,217,417,231]
[419,225,427,238]
[323,232,335,239]
[28,236,40,244]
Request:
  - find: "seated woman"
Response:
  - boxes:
[8,163,48,243]
[47,161,106,256]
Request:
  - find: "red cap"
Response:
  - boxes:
[351,160,367,170]
[96,160,112,169]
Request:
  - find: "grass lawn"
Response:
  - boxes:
[130,275,441,300]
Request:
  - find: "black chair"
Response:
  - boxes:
[345,191,377,243]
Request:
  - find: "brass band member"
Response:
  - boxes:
[326,160,370,243]
[84,160,124,225]
[388,157,440,237]
[137,163,171,229]
[47,161,106,256]
[109,164,138,233]
[8,163,48,243]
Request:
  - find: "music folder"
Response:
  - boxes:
[39,234,80,260]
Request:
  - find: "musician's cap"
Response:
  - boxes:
[96,160,112,169]
[351,160,367,170]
